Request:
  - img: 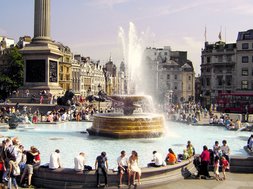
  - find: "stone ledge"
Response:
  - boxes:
[32,157,194,189]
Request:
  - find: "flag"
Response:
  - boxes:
[204,26,207,42]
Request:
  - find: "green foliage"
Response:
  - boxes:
[0,47,24,99]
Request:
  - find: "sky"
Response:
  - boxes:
[1,0,253,75]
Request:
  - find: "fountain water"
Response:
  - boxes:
[87,22,165,138]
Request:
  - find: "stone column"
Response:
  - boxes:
[33,0,51,43]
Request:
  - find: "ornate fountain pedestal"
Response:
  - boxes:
[87,95,165,138]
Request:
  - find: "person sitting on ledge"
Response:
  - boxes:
[147,151,164,167]
[247,134,253,151]
[186,140,195,157]
[165,148,177,165]
[128,150,141,186]
[49,149,61,170]
[74,152,92,172]
[117,150,128,187]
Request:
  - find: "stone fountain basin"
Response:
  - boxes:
[87,113,165,138]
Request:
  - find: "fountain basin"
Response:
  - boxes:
[87,113,165,138]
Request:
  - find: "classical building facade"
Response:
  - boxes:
[201,41,236,106]
[236,29,253,92]
[144,46,195,104]
[200,29,253,107]
[56,43,73,93]
[73,55,105,96]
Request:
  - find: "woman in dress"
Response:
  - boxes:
[128,151,141,185]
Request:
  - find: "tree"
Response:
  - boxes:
[0,47,24,99]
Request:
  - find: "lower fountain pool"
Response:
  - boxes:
[1,121,250,169]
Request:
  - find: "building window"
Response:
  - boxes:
[174,75,177,80]
[154,52,156,56]
[242,56,249,63]
[206,78,210,86]
[167,74,170,80]
[226,55,232,62]
[242,43,249,49]
[241,80,248,90]
[174,85,177,90]
[242,68,248,76]
[188,76,191,81]
[164,52,167,55]
[167,83,170,89]
[218,56,222,62]
[207,57,210,63]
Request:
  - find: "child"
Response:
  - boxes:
[221,156,229,180]
[213,156,221,181]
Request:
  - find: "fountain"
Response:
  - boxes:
[87,22,165,138]
[87,95,165,138]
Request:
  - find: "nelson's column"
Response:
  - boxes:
[20,0,63,97]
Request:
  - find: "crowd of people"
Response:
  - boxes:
[0,137,40,188]
[0,133,253,188]
[0,101,116,125]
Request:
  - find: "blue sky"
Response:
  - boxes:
[1,0,253,75]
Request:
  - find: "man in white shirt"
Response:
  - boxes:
[117,150,128,186]
[74,152,85,171]
[220,140,230,161]
[49,149,61,169]
[148,151,164,167]
[74,152,92,172]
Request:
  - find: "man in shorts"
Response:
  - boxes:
[117,151,128,186]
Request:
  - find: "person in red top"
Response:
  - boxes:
[197,145,210,178]
[221,155,229,180]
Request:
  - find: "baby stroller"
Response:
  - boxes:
[193,156,201,173]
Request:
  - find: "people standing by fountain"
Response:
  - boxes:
[128,150,141,186]
[165,148,177,165]
[49,149,61,170]
[213,156,221,181]
[220,140,230,161]
[117,150,128,187]
[147,151,164,167]
[95,152,108,188]
[197,145,210,179]
[213,141,221,158]
[20,146,39,187]
[221,155,229,180]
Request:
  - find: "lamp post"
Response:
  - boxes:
[98,84,102,112]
